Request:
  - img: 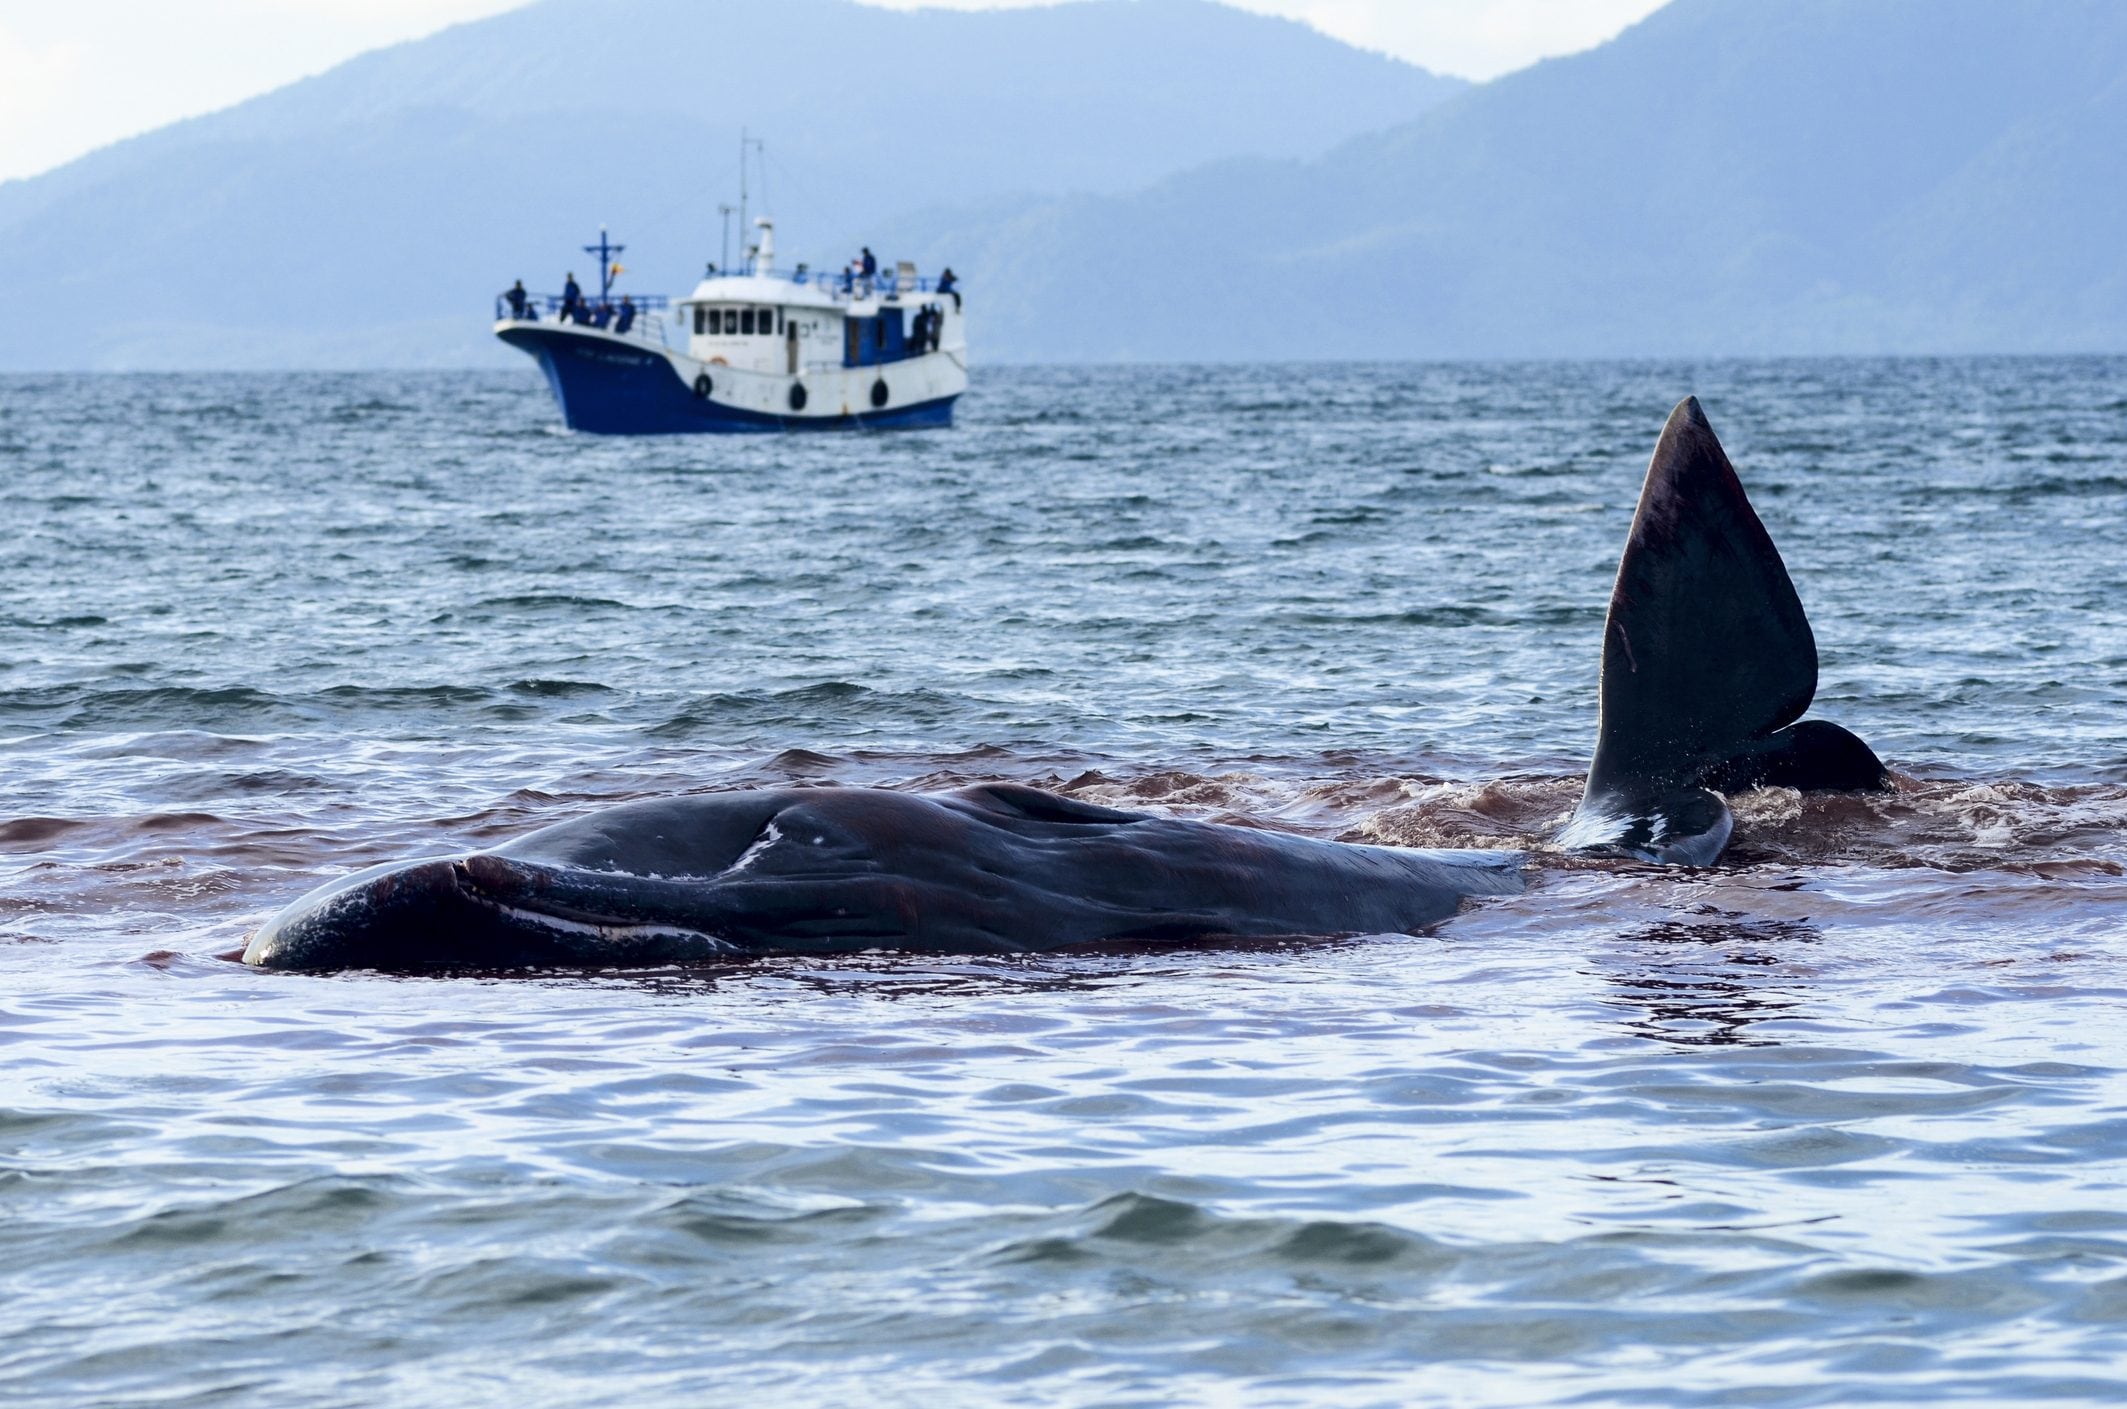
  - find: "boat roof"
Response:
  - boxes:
[682,267,953,312]
[682,272,842,308]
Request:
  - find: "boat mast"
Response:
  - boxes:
[583,227,623,301]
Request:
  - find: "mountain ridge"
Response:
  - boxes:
[9,0,2126,367]
[0,0,1464,368]
[875,0,2127,360]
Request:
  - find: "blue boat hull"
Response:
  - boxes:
[498,326,958,435]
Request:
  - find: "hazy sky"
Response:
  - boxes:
[0,0,1667,185]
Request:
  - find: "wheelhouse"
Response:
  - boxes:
[689,303,782,337]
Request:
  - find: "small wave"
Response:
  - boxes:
[0,817,91,848]
[0,684,290,731]
[764,748,844,775]
[506,679,619,699]
[473,594,633,611]
[646,682,884,739]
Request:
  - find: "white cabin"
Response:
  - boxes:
[675,222,965,377]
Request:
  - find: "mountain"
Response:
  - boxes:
[16,0,2125,369]
[0,0,1463,370]
[888,0,2127,359]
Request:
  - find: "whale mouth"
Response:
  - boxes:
[437,855,743,961]
[452,874,738,955]
[245,854,743,971]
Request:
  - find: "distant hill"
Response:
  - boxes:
[0,0,1463,369]
[889,0,2127,359]
[14,0,2125,369]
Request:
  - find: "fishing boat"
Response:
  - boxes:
[493,223,966,435]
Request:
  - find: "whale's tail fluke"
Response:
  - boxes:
[1560,397,1887,864]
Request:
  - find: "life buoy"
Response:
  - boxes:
[693,373,713,399]
[788,383,808,412]
[870,378,889,409]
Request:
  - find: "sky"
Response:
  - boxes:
[0,0,1668,185]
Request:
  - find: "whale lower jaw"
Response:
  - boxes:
[1559,788,1734,867]
[465,894,742,959]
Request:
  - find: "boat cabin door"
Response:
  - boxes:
[786,319,800,375]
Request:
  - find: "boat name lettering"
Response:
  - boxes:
[569,348,657,367]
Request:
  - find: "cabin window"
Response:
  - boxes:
[723,308,738,334]
[741,309,756,335]
[763,307,777,334]
[692,307,706,335]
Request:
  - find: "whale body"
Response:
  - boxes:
[245,398,1887,972]
[244,784,1526,970]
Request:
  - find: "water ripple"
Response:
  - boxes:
[4,363,2127,1404]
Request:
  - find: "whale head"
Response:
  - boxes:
[243,854,743,972]
[244,857,497,971]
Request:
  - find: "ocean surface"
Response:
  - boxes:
[5,360,2127,1407]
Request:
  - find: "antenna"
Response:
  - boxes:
[736,127,765,271]
[717,203,735,272]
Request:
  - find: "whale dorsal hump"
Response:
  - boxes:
[1583,396,1817,804]
[951,782,1147,826]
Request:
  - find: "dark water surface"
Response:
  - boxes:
[5,361,2127,1405]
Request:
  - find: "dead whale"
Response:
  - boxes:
[243,397,1887,972]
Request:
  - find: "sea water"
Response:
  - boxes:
[4,360,2127,1405]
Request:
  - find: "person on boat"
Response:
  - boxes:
[937,267,960,310]
[615,296,637,335]
[909,306,930,355]
[561,272,582,320]
[504,280,528,319]
[591,301,613,329]
[928,303,944,351]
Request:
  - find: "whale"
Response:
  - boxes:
[244,397,1888,972]
[1558,395,1887,863]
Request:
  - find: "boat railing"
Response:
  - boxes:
[797,269,958,300]
[494,274,961,326]
[694,266,960,301]
[495,291,673,337]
